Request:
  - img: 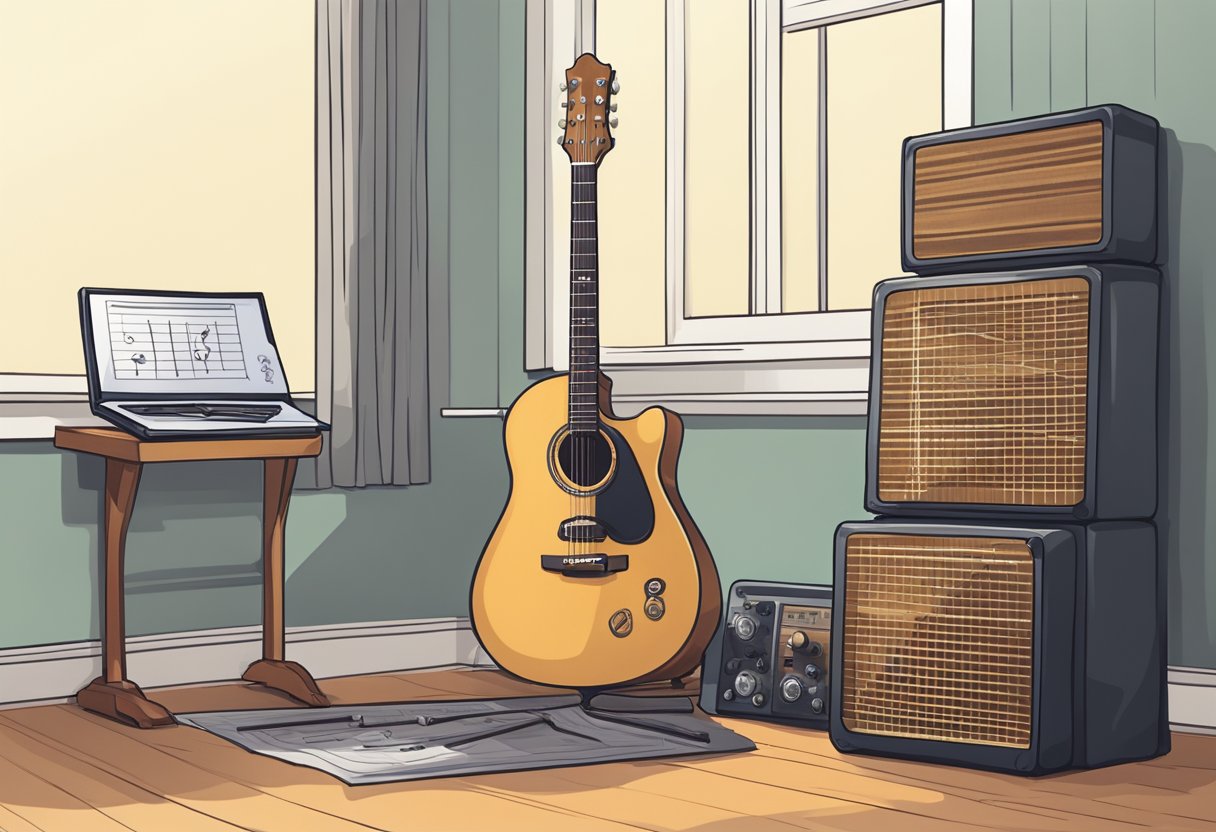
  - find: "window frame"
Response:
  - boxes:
[525,0,974,416]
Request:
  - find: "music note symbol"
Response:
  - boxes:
[192,326,212,374]
[257,354,275,383]
[130,353,147,376]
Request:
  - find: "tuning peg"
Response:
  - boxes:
[569,78,579,88]
[610,102,618,112]
[559,100,569,109]
[558,118,568,128]
[556,135,564,145]
[609,117,619,128]
[610,77,620,94]
[559,81,567,92]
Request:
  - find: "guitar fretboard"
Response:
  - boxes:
[569,163,600,434]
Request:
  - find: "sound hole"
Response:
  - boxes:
[556,430,615,490]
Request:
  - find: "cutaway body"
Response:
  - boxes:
[470,373,721,690]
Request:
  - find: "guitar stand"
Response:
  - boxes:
[577,690,711,744]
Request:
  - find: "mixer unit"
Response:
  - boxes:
[700,581,832,727]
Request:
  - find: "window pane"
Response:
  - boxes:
[826,3,942,310]
[684,0,751,318]
[781,26,820,314]
[0,1,315,387]
[597,0,667,347]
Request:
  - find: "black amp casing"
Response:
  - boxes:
[902,104,1159,273]
[829,519,1168,776]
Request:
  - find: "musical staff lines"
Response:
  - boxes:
[107,301,249,380]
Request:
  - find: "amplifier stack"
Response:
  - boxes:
[830,105,1169,775]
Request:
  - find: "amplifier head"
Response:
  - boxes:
[830,520,1166,775]
[866,265,1159,520]
[902,104,1159,273]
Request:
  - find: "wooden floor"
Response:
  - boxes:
[0,668,1213,832]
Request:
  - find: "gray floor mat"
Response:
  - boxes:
[176,693,756,785]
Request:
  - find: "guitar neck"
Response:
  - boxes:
[568,163,600,434]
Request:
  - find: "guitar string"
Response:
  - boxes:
[580,105,590,559]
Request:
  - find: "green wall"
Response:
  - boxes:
[973,0,1216,668]
[0,0,866,653]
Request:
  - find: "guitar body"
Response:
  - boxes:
[470,373,721,690]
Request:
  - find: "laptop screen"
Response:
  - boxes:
[81,289,291,399]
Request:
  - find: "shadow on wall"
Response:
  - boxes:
[58,450,270,638]
[282,417,509,627]
[1159,131,1216,669]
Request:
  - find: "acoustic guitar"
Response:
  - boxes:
[470,53,721,692]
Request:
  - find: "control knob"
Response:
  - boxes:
[779,675,804,703]
[733,670,760,699]
[789,630,823,655]
[810,697,825,714]
[733,613,758,641]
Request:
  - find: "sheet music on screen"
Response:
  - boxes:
[86,291,291,398]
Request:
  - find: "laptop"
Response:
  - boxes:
[79,288,328,440]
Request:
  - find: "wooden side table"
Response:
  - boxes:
[54,426,328,728]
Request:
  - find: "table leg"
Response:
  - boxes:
[242,457,330,707]
[77,458,175,728]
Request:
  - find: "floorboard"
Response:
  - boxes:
[0,668,1211,832]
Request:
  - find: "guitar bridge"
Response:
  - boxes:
[541,555,629,577]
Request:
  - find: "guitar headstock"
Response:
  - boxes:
[558,53,618,165]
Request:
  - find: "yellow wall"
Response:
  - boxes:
[0,0,315,389]
[596,0,667,348]
[826,3,941,310]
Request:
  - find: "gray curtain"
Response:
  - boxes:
[312,0,430,488]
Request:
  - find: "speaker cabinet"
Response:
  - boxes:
[865,265,1159,520]
[830,520,1167,775]
[903,105,1159,273]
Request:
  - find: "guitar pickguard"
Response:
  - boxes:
[595,422,655,545]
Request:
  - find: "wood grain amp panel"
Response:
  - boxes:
[912,120,1104,259]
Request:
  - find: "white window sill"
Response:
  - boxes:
[601,341,870,417]
[0,375,317,440]
[442,338,873,420]
[0,376,99,439]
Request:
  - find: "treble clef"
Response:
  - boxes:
[192,326,212,372]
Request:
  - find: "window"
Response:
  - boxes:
[526,0,972,415]
[0,1,314,437]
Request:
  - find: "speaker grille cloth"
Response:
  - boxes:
[842,534,1034,748]
[877,276,1090,506]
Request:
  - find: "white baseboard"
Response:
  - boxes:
[1169,666,1216,735]
[0,617,495,709]
[4,625,1214,735]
